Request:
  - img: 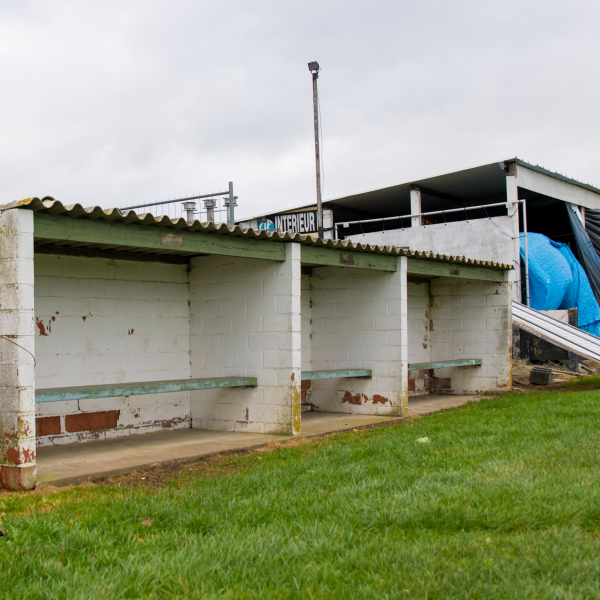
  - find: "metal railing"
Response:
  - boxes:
[119,182,238,226]
[337,199,531,306]
[335,201,515,232]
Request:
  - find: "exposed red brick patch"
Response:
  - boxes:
[372,394,388,404]
[36,416,61,437]
[431,377,451,390]
[6,448,22,465]
[65,413,92,433]
[301,390,307,404]
[408,379,415,391]
[341,391,364,405]
[0,464,36,491]
[300,380,311,390]
[4,446,34,465]
[35,318,48,336]
[91,410,120,430]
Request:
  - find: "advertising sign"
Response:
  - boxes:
[258,209,318,235]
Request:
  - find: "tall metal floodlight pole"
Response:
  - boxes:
[308,61,323,237]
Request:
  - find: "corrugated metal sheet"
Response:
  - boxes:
[513,301,600,362]
[0,197,512,269]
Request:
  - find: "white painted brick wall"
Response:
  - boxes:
[34,254,192,446]
[189,243,301,435]
[430,278,512,393]
[301,274,312,372]
[305,257,408,416]
[0,209,36,489]
[407,279,431,396]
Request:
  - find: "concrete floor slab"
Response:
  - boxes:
[36,395,480,486]
[408,394,481,416]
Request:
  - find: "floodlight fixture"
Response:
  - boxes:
[308,61,320,73]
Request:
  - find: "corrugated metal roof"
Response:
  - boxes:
[0,196,512,270]
[239,157,600,223]
[513,301,600,362]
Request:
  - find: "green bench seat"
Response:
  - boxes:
[408,359,482,372]
[35,376,257,403]
[301,369,372,381]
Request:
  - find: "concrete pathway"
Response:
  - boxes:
[36,394,480,486]
[408,394,481,415]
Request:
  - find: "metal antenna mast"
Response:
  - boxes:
[308,61,323,237]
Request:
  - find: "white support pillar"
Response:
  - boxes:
[188,242,302,435]
[410,186,422,227]
[399,255,409,416]
[0,209,36,490]
[286,242,303,433]
[505,169,521,302]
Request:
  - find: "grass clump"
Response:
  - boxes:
[1,390,600,599]
[565,375,600,390]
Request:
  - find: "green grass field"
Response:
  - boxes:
[1,389,600,599]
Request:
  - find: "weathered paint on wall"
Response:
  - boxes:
[33,254,192,446]
[0,209,36,490]
[303,256,408,416]
[301,273,312,372]
[407,280,432,396]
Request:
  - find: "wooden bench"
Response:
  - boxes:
[408,359,482,372]
[301,369,372,381]
[35,376,258,403]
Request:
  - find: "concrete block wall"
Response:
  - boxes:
[301,273,312,372]
[34,254,192,446]
[300,273,313,410]
[0,209,36,490]
[305,257,408,416]
[189,243,301,434]
[407,279,432,396]
[430,278,512,393]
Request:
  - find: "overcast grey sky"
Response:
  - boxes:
[1,0,599,219]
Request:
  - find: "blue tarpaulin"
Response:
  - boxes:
[520,232,600,337]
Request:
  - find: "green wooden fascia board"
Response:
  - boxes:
[301,245,397,271]
[33,213,286,261]
[408,359,482,371]
[35,376,258,403]
[406,258,505,282]
[301,369,373,380]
